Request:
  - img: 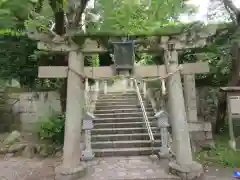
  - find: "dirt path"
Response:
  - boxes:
[0,156,59,180]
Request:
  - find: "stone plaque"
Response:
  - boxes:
[113,41,135,70]
[230,96,240,115]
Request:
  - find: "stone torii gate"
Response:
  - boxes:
[33,23,218,179]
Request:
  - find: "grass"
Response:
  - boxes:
[195,132,240,169]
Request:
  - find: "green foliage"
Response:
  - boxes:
[38,113,65,145]
[195,132,240,168]
[25,13,52,33]
[0,31,38,87]
[0,0,36,29]
[87,0,195,35]
[92,55,100,67]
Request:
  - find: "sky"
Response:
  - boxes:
[180,0,240,22]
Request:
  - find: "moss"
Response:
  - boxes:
[71,21,208,38]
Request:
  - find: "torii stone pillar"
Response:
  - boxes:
[164,45,203,179]
[57,51,87,179]
[183,75,198,122]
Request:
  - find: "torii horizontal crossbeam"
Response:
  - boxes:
[38,62,209,79]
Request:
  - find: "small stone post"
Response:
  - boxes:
[85,78,89,92]
[59,51,86,178]
[161,79,166,95]
[119,70,129,92]
[95,80,99,91]
[130,79,134,89]
[122,78,127,92]
[143,81,147,98]
[183,75,198,122]
[104,80,107,94]
[164,45,203,179]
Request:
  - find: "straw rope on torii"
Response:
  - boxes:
[69,63,182,97]
[68,63,182,81]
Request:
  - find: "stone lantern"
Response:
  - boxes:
[81,112,95,161]
[154,110,170,156]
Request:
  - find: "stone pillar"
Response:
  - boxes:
[164,48,192,165]
[164,46,203,179]
[183,75,198,122]
[59,51,86,178]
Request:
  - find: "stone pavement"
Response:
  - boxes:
[84,156,179,180]
[0,155,235,180]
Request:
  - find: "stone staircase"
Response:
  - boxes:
[92,91,161,157]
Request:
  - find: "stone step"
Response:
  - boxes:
[91,140,161,149]
[96,101,143,106]
[97,98,139,103]
[94,111,155,118]
[93,116,156,124]
[94,121,157,129]
[95,104,152,110]
[98,94,139,99]
[93,147,161,157]
[99,91,136,95]
[99,96,138,100]
[92,133,160,142]
[94,107,153,114]
[98,94,141,99]
[92,127,158,135]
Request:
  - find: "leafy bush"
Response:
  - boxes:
[38,113,65,145]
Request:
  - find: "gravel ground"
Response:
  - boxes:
[0,156,235,180]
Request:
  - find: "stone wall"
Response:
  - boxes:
[0,89,61,133]
[196,87,219,123]
[0,88,100,134]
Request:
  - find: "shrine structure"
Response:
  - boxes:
[26,21,225,179]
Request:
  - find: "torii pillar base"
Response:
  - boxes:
[169,161,204,180]
[55,164,87,180]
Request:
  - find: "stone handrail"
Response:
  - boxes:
[138,80,175,156]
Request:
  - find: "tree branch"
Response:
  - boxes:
[67,0,90,29]
[222,0,240,24]
[74,0,90,27]
[48,0,65,35]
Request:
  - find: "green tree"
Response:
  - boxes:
[0,30,38,88]
[87,0,196,34]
